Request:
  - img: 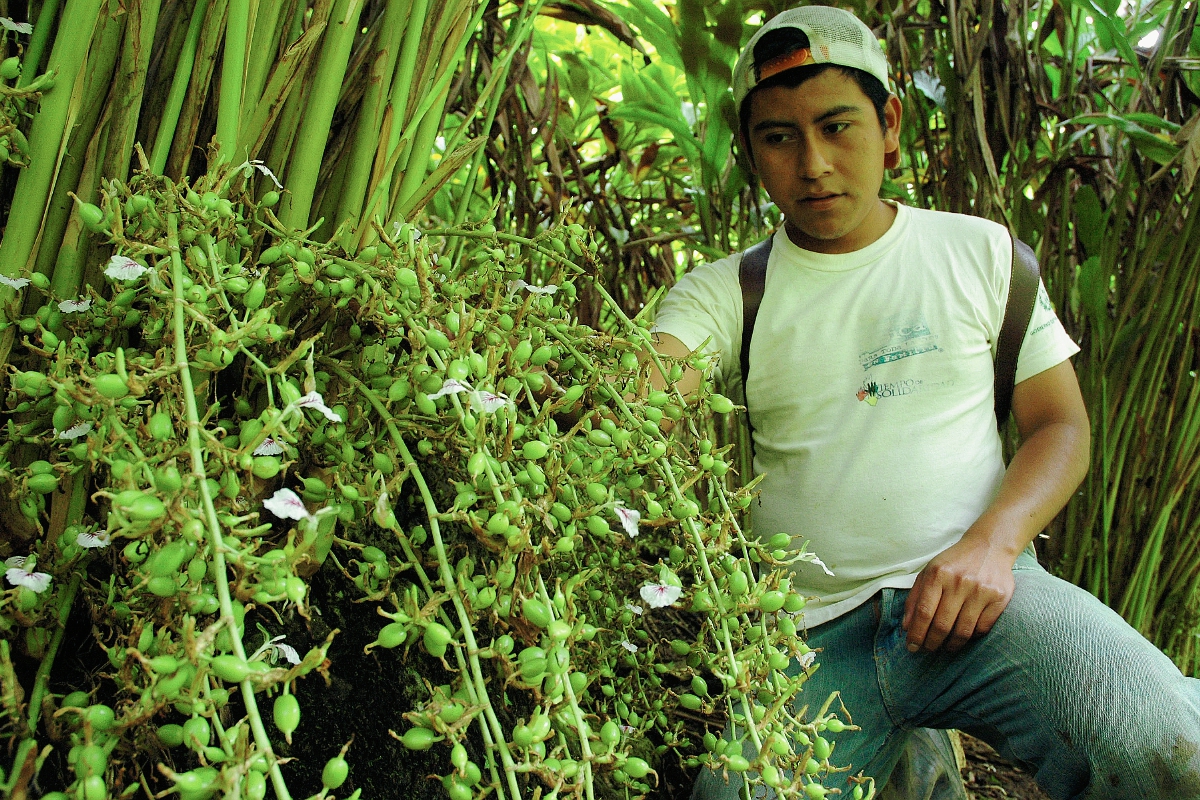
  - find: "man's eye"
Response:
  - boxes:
[825,122,850,135]
[764,133,790,144]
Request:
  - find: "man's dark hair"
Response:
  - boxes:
[738,28,890,163]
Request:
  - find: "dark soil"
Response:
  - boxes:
[277,563,446,799]
[961,733,1052,800]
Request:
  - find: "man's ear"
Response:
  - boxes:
[883,94,902,170]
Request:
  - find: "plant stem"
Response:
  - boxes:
[279,0,365,230]
[216,0,250,164]
[334,0,409,237]
[327,360,525,800]
[27,573,80,733]
[40,8,123,299]
[101,0,160,183]
[150,0,210,175]
[0,0,104,308]
[19,0,63,86]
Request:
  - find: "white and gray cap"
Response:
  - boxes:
[732,5,890,109]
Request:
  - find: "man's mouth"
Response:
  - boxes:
[800,193,840,207]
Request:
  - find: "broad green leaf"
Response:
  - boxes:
[607,103,703,163]
[1073,184,1104,257]
[614,0,684,70]
[1078,0,1141,76]
[619,62,652,105]
[1041,28,1063,57]
[1122,112,1180,134]
[1066,113,1181,165]
[1076,255,1109,326]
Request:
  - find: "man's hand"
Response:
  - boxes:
[903,358,1091,653]
[902,530,1016,653]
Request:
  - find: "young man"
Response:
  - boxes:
[649,6,1200,798]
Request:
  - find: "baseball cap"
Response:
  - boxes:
[732,6,890,109]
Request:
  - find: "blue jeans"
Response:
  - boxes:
[693,553,1200,799]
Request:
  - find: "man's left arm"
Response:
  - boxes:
[902,359,1091,653]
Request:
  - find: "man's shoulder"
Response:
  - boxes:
[670,250,743,292]
[904,205,1010,241]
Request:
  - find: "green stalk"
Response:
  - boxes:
[166,208,291,800]
[390,82,450,215]
[100,0,160,182]
[368,0,428,219]
[150,0,210,175]
[355,0,489,245]
[387,0,428,144]
[39,8,123,299]
[216,0,250,163]
[27,574,81,733]
[0,0,104,300]
[26,474,90,733]
[18,0,63,86]
[241,0,289,120]
[278,0,365,230]
[333,0,409,236]
[448,0,543,226]
[165,0,229,178]
[389,0,474,199]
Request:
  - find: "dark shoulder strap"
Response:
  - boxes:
[739,238,773,438]
[995,235,1041,425]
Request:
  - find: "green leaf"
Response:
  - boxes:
[1077,255,1109,325]
[1073,185,1104,257]
[613,0,683,70]
[608,103,702,163]
[1066,113,1181,165]
[1078,1,1141,76]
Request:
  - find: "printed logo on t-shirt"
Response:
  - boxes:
[856,378,931,405]
[858,315,941,371]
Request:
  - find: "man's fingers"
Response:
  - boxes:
[904,583,943,652]
[922,597,969,652]
[943,599,988,653]
[974,596,1009,637]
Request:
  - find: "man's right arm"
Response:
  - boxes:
[634,332,705,432]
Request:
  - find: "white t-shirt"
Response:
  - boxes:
[652,203,1079,626]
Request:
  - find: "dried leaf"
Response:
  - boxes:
[540,1,646,54]
[1175,111,1200,194]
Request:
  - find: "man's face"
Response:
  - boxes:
[745,69,902,254]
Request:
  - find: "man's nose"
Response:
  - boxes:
[797,137,834,179]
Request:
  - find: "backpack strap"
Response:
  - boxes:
[739,237,773,444]
[995,235,1041,426]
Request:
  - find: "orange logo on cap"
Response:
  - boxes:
[758,47,816,82]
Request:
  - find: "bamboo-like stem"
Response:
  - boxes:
[333,0,409,237]
[150,0,210,175]
[100,0,161,182]
[40,9,124,299]
[279,0,365,230]
[448,0,543,226]
[241,0,288,120]
[368,0,428,220]
[165,0,229,178]
[19,0,63,86]
[0,0,104,302]
[391,83,450,216]
[216,0,250,164]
